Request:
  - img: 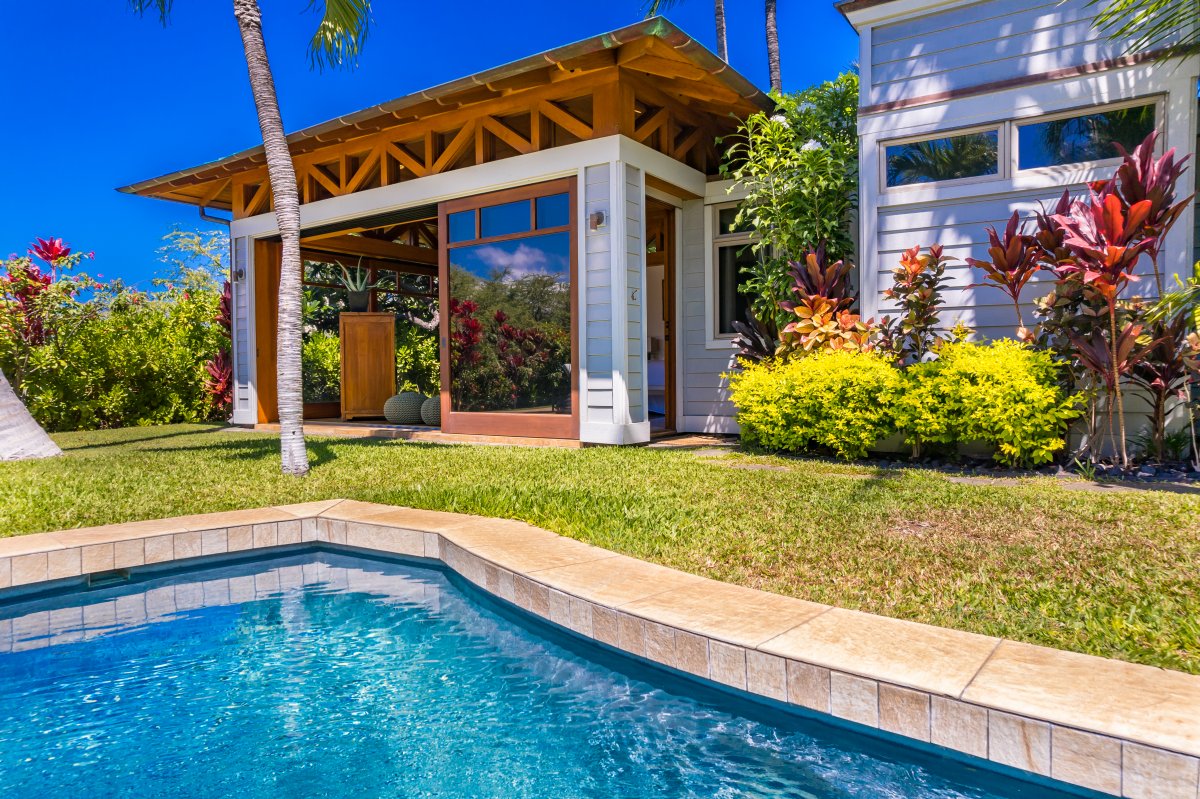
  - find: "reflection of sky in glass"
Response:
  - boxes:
[449,231,570,284]
[448,211,475,244]
[1018,106,1155,170]
[481,200,532,238]
[536,194,570,229]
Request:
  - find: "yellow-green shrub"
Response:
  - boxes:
[728,350,902,459]
[894,340,1081,466]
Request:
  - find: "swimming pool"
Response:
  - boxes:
[0,550,1086,799]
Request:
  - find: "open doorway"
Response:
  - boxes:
[646,199,676,435]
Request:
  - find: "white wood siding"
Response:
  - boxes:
[868,0,1148,107]
[230,236,254,425]
[680,199,738,427]
[624,163,645,424]
[583,164,614,422]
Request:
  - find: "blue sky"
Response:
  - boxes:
[0,1,858,287]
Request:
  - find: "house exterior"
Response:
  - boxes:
[839,0,1200,340]
[120,19,770,444]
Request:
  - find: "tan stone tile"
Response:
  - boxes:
[345,522,423,556]
[622,579,828,648]
[143,535,174,564]
[49,518,188,547]
[645,622,676,667]
[548,589,572,627]
[512,574,535,610]
[0,534,64,557]
[274,499,345,518]
[227,525,253,552]
[746,650,787,702]
[1049,727,1121,795]
[1122,742,1200,799]
[525,580,550,619]
[496,569,516,602]
[11,552,48,586]
[989,711,1050,776]
[786,660,831,713]
[530,555,704,607]
[675,631,710,678]
[963,640,1200,758]
[569,598,594,636]
[617,613,647,658]
[423,532,440,559]
[433,516,547,548]
[200,529,228,556]
[301,517,321,543]
[592,605,619,646]
[482,562,500,592]
[0,557,10,589]
[252,523,278,549]
[470,535,619,574]
[81,543,115,573]
[710,641,747,689]
[113,539,145,569]
[879,684,930,742]
[761,608,998,697]
[176,508,295,531]
[276,519,302,546]
[46,548,82,580]
[831,672,878,727]
[173,531,202,560]
[325,518,348,545]
[931,698,988,758]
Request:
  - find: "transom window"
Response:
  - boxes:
[1017,103,1157,170]
[885,129,1000,188]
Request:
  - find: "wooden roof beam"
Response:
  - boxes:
[303,234,438,265]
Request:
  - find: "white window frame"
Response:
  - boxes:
[1012,96,1165,178]
[880,123,1008,195]
[704,202,755,349]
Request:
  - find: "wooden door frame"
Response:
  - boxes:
[646,200,677,433]
[437,177,579,439]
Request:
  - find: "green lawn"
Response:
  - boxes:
[2,423,1198,674]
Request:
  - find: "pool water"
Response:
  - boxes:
[0,551,1081,799]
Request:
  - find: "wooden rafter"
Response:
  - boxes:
[537,100,592,140]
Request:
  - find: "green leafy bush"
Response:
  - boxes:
[302,331,341,403]
[395,323,439,396]
[894,341,1082,466]
[728,350,902,459]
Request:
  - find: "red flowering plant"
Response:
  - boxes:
[966,212,1043,340]
[0,238,98,390]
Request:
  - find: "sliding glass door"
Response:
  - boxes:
[438,178,578,438]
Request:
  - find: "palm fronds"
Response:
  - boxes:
[1086,0,1199,60]
[307,0,373,70]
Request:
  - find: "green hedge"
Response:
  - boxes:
[730,342,1081,465]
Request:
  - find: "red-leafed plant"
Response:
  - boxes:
[203,280,235,413]
[966,212,1042,339]
[1054,191,1155,465]
[879,245,953,364]
[1130,313,1198,462]
[1110,131,1194,295]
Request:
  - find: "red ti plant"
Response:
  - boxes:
[1110,131,1194,295]
[965,211,1042,340]
[1054,191,1155,465]
[879,244,953,364]
[203,280,235,413]
[781,244,854,311]
[1130,313,1198,462]
[1067,322,1158,459]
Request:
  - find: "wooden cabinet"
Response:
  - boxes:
[339,313,395,420]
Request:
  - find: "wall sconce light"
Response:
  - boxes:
[232,268,246,282]
[588,209,607,231]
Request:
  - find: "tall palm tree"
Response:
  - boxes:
[644,0,729,62]
[765,0,781,93]
[0,369,61,461]
[131,0,372,477]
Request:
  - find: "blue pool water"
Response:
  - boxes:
[0,551,1081,799]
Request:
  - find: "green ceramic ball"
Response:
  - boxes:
[420,395,441,427]
[383,392,426,425]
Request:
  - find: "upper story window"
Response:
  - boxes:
[712,205,754,337]
[1017,102,1157,170]
[884,129,1000,188]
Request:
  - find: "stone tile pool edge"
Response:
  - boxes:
[0,498,1196,799]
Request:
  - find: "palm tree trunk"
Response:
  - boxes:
[765,0,781,93]
[715,0,728,61]
[0,368,61,461]
[233,0,309,476]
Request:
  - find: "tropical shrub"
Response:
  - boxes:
[895,341,1082,466]
[878,244,953,364]
[396,322,439,396]
[302,331,341,402]
[720,71,859,332]
[728,350,902,459]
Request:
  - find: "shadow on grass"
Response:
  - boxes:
[132,433,458,470]
[58,424,245,453]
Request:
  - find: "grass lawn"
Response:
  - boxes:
[2,423,1198,674]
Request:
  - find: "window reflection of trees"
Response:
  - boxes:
[886,132,999,187]
[1023,105,1155,169]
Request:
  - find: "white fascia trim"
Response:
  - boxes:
[231,236,258,426]
[617,136,707,196]
[843,0,983,31]
[230,136,625,239]
[580,420,651,445]
[609,160,631,427]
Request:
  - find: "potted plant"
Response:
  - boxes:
[338,260,380,312]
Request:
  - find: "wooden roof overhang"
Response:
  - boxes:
[118,18,770,220]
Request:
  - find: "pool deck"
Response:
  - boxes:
[1,500,1197,799]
